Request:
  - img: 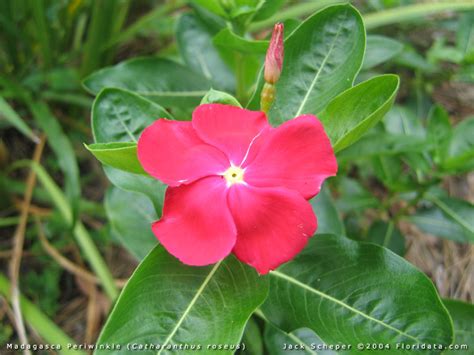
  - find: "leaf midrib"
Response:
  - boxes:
[157,261,222,354]
[271,270,421,343]
[294,14,346,117]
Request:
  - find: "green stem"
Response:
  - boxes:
[11,161,119,301]
[0,274,85,355]
[0,216,21,227]
[364,1,474,29]
[250,1,474,32]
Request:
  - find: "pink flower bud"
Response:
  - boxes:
[264,23,284,84]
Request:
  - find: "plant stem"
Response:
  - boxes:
[364,1,474,29]
[0,274,85,355]
[250,1,474,32]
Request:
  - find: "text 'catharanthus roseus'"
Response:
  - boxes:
[137,104,337,274]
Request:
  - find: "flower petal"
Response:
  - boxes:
[192,104,270,165]
[244,115,337,199]
[228,184,317,274]
[137,119,229,186]
[153,177,236,266]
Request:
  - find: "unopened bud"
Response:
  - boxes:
[264,23,284,84]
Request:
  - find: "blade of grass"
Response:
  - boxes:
[0,274,86,355]
[10,160,119,301]
[28,101,81,225]
[81,0,130,76]
[0,175,106,218]
[29,0,53,68]
[105,0,185,48]
[0,96,39,143]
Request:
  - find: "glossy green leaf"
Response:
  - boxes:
[363,35,404,69]
[410,196,474,243]
[310,185,344,236]
[177,14,235,92]
[442,117,474,171]
[91,88,171,211]
[105,187,158,260]
[85,142,146,175]
[0,96,38,142]
[261,235,453,350]
[267,5,365,124]
[264,325,336,355]
[95,246,269,354]
[367,221,405,256]
[213,28,268,54]
[92,88,173,143]
[319,74,400,152]
[83,58,211,108]
[443,299,474,355]
[201,89,242,107]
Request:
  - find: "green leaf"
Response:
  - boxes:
[264,325,336,355]
[213,28,268,54]
[83,58,211,108]
[427,105,452,164]
[319,74,400,152]
[335,177,379,213]
[253,0,286,22]
[241,317,264,355]
[337,132,428,160]
[105,186,159,260]
[95,246,269,354]
[310,185,344,236]
[443,299,474,355]
[363,35,404,69]
[201,89,242,107]
[92,88,173,143]
[91,88,171,211]
[85,142,146,175]
[384,105,425,138]
[442,117,474,171]
[267,4,365,124]
[366,221,405,256]
[261,235,453,350]
[0,96,38,142]
[410,196,474,243]
[177,14,235,92]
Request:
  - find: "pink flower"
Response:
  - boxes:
[264,23,284,84]
[137,104,337,274]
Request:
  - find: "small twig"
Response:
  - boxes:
[35,217,127,288]
[9,134,46,355]
[13,198,51,217]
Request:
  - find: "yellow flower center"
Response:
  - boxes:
[223,166,245,186]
